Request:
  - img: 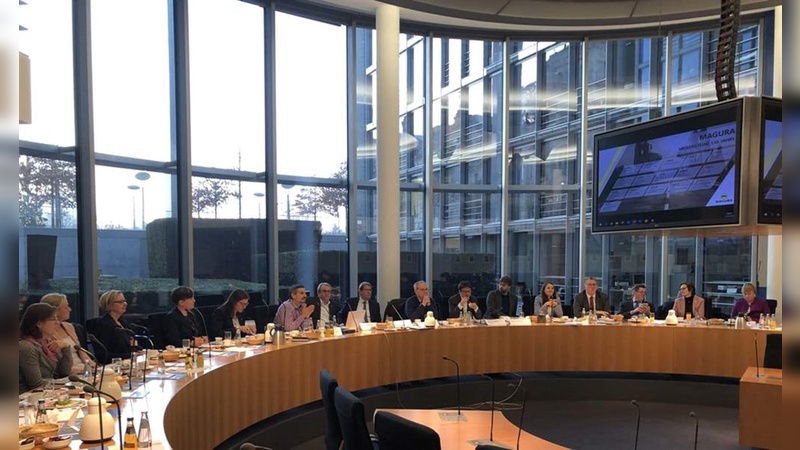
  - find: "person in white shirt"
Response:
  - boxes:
[310,283,341,327]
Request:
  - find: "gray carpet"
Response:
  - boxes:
[505,400,746,450]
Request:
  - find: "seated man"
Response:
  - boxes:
[447,281,482,320]
[405,280,437,321]
[274,284,314,332]
[730,282,770,321]
[619,284,651,319]
[572,277,610,317]
[309,283,340,328]
[485,276,519,318]
[340,282,381,323]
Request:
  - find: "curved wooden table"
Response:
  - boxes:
[157,324,779,449]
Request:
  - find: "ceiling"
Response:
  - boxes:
[301,0,780,32]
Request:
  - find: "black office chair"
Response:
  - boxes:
[384,298,407,321]
[147,312,169,349]
[655,300,675,320]
[334,386,379,450]
[73,322,88,350]
[374,410,441,450]
[476,445,509,450]
[764,333,782,369]
[766,299,778,315]
[239,443,273,450]
[562,304,573,318]
[320,369,343,450]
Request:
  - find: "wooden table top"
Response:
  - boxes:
[33,323,779,449]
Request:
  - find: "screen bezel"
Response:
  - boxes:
[757,97,782,225]
[592,99,743,233]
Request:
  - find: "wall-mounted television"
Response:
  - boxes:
[593,99,743,233]
[757,97,782,224]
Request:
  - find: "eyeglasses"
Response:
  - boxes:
[112,300,127,305]
[319,290,332,293]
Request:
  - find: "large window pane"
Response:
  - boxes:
[94,167,176,315]
[92,1,171,161]
[276,13,346,176]
[19,0,75,145]
[19,156,80,317]
[190,0,265,170]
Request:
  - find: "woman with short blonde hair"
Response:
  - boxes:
[93,290,136,364]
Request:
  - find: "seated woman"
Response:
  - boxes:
[39,293,92,374]
[673,282,705,319]
[164,286,207,348]
[19,303,73,393]
[210,289,257,339]
[534,282,564,318]
[93,290,137,364]
[731,282,770,321]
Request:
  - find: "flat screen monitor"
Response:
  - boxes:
[593,100,742,232]
[758,97,782,224]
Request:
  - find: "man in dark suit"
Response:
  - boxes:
[619,284,651,319]
[485,276,519,318]
[340,282,381,323]
[447,280,483,319]
[572,277,610,317]
[309,282,341,327]
[405,280,437,321]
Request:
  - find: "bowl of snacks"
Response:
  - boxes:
[19,423,59,444]
[19,437,36,450]
[42,435,73,450]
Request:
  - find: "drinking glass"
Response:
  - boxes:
[223,331,232,341]
[181,339,191,354]
[245,320,256,332]
[111,357,123,375]
[385,316,394,329]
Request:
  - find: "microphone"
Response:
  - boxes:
[188,308,211,361]
[507,383,527,450]
[87,334,108,386]
[390,301,404,321]
[479,374,496,443]
[67,374,93,386]
[83,385,123,443]
[631,400,641,450]
[338,298,353,326]
[442,356,462,419]
[689,411,699,450]
[754,333,761,378]
[73,344,99,384]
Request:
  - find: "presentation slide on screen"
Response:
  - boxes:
[596,122,737,217]
[762,120,782,202]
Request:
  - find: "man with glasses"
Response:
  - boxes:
[572,277,610,318]
[619,284,651,319]
[275,284,314,332]
[405,280,437,321]
[447,280,482,320]
[310,282,341,328]
[340,282,381,323]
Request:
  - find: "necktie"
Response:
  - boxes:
[362,300,369,323]
[589,296,595,311]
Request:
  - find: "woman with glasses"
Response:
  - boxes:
[674,282,706,319]
[94,290,137,364]
[39,293,92,374]
[164,286,207,348]
[210,289,257,339]
[19,303,73,393]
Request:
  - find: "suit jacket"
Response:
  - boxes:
[209,307,248,339]
[572,290,610,317]
[619,300,652,319]
[405,295,437,321]
[163,308,206,348]
[673,295,705,319]
[340,298,381,323]
[93,313,135,363]
[533,295,564,317]
[309,298,342,327]
[19,339,72,394]
[447,294,483,319]
[485,290,519,318]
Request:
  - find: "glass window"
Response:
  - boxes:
[92,0,171,161]
[189,0,265,170]
[19,0,75,145]
[275,12,346,177]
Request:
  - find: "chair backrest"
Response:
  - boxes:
[73,322,88,350]
[374,410,441,450]
[766,299,778,315]
[334,386,373,450]
[384,298,407,321]
[319,370,342,450]
[147,312,170,349]
[476,445,510,450]
[764,333,782,369]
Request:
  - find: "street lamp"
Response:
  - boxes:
[253,192,265,219]
[134,172,150,229]
[280,184,293,220]
[127,185,140,229]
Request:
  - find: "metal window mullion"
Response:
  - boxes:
[499,37,510,276]
[577,37,589,284]
[347,23,359,298]
[424,33,434,285]
[660,31,673,303]
[264,3,279,303]
[72,0,98,320]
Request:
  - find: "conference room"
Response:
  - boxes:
[18,0,785,449]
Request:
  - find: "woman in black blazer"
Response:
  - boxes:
[93,290,136,364]
[210,289,256,339]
